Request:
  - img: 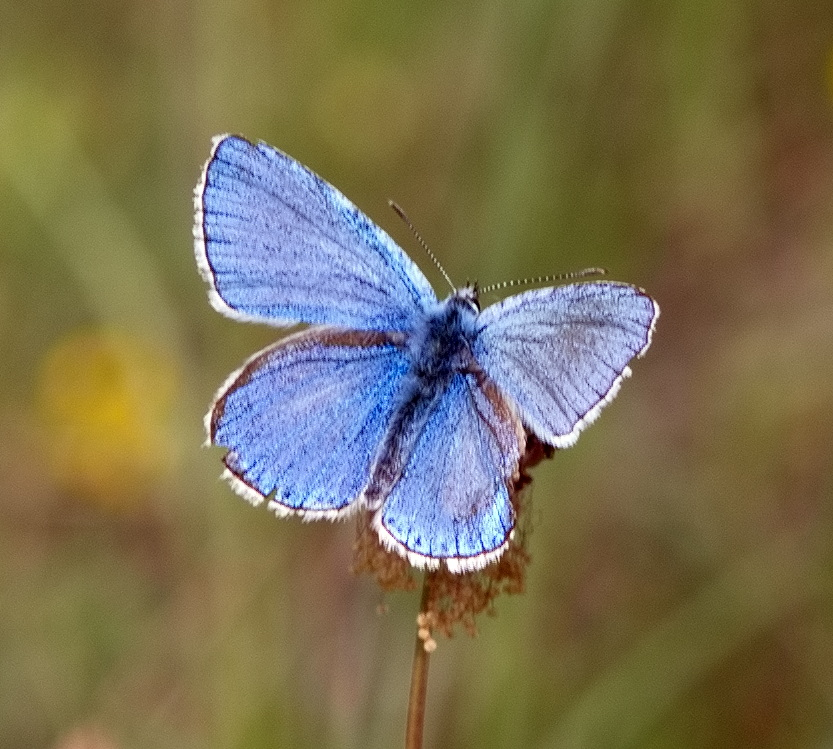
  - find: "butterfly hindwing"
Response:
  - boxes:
[195,135,437,331]
[472,281,659,448]
[210,327,410,517]
[373,372,525,572]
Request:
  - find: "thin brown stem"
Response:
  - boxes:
[405,573,434,749]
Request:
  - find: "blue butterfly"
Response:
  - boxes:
[194,135,659,573]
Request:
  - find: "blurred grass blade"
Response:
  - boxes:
[543,534,822,749]
[0,82,186,353]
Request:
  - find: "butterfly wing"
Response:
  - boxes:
[373,372,525,572]
[195,135,437,331]
[472,281,659,448]
[209,327,410,517]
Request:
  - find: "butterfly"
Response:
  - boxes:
[194,135,659,573]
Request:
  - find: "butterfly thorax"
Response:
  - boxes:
[407,288,480,385]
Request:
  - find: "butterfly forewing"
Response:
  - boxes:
[472,282,659,448]
[195,135,437,331]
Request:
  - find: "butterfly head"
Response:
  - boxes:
[452,282,480,313]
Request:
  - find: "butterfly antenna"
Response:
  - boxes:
[389,200,456,293]
[479,267,607,295]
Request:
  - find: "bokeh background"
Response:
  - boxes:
[2,1,833,747]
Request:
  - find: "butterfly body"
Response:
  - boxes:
[195,134,659,572]
[361,287,499,511]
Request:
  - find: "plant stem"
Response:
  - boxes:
[405,573,433,749]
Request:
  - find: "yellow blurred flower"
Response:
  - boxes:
[36,329,180,509]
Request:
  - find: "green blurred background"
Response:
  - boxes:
[2,1,833,747]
